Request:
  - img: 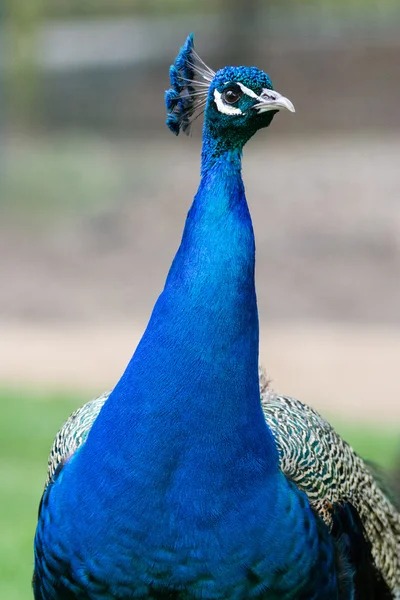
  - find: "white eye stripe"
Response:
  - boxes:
[235,82,260,100]
[213,89,242,115]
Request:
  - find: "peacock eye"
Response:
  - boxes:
[222,87,243,104]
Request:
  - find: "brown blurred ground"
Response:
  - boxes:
[1,133,400,423]
[2,134,400,323]
[1,320,399,424]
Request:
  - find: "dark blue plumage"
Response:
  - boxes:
[33,35,399,600]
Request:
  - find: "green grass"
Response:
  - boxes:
[329,420,399,470]
[0,388,81,600]
[0,388,398,599]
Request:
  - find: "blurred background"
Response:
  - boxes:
[1,0,399,597]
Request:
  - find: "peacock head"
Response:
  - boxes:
[165,34,294,150]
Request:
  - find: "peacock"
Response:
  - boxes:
[33,34,400,600]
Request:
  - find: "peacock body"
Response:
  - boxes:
[33,35,400,600]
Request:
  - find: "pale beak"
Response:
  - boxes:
[253,89,295,113]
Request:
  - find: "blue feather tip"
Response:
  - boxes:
[165,34,212,136]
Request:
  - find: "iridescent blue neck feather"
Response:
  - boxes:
[46,131,292,597]
[77,134,279,491]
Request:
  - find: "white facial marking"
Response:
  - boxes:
[213,89,242,115]
[235,82,260,100]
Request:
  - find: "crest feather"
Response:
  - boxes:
[165,34,214,136]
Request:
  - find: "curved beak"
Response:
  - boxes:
[253,89,295,114]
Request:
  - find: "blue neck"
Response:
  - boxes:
[80,140,279,503]
[200,121,248,176]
